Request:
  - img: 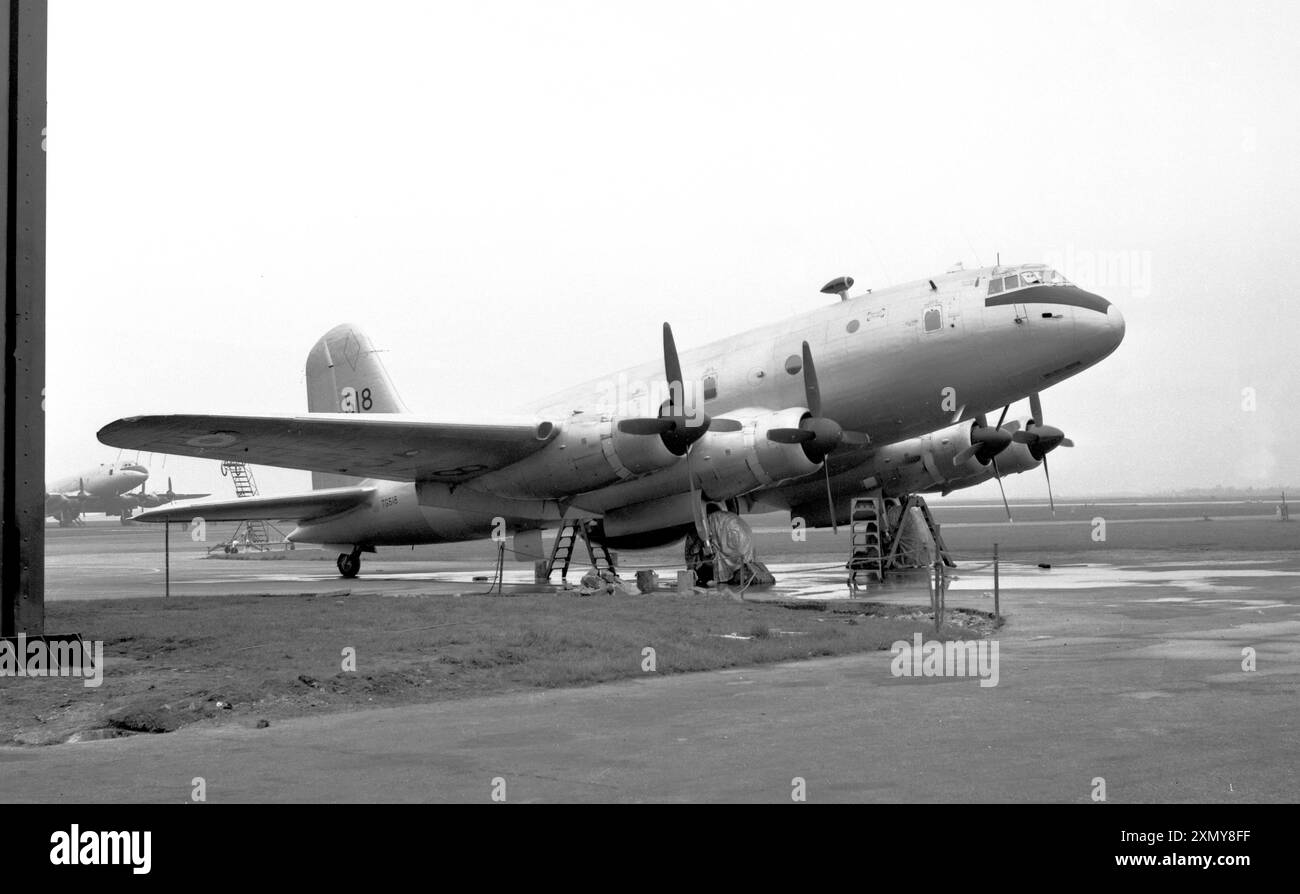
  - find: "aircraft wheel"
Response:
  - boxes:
[337,552,361,578]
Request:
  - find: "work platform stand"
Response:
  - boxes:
[847,495,954,596]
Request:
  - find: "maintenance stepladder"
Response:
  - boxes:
[544,518,617,582]
[847,497,885,593]
[847,494,954,594]
[207,461,290,554]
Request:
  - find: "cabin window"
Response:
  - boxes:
[923,306,942,332]
[846,319,860,333]
[703,375,717,400]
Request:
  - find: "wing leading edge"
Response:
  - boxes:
[130,485,376,524]
[97,413,557,484]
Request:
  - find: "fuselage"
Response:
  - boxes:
[46,463,148,501]
[45,463,149,519]
[291,263,1124,547]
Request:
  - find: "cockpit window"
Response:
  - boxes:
[987,267,1073,295]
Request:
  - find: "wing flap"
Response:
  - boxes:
[98,413,555,483]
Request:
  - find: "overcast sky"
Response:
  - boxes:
[46,0,1300,501]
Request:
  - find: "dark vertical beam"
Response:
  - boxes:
[1,0,46,637]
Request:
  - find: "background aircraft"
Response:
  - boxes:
[100,262,1123,575]
[45,462,207,526]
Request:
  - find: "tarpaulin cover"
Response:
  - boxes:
[706,510,755,583]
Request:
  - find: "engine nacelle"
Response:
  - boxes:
[858,419,978,497]
[478,413,685,498]
[860,417,1041,497]
[689,406,823,501]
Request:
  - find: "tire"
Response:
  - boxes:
[337,552,360,578]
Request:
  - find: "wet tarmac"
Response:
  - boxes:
[10,514,1300,802]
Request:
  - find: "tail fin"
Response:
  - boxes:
[305,323,408,489]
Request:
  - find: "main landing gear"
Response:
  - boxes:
[336,549,363,579]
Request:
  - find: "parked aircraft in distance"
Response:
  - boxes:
[100,262,1124,576]
[45,463,207,526]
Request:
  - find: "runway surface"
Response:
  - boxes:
[7,504,1300,802]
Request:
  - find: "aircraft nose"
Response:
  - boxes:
[1104,301,1125,350]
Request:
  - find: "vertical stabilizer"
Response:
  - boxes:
[305,323,408,488]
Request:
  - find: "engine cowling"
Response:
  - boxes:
[478,413,687,498]
[860,417,1041,497]
[859,419,978,497]
[689,406,823,501]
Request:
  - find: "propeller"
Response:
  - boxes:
[617,323,740,453]
[77,477,87,500]
[1010,392,1074,515]
[954,405,1014,466]
[765,342,847,459]
[951,405,1015,521]
[764,342,870,534]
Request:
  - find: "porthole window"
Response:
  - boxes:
[703,375,718,400]
[923,307,942,332]
[846,319,860,333]
[784,355,802,375]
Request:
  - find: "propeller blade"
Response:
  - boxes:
[651,322,711,454]
[955,444,980,465]
[766,428,815,444]
[995,404,1009,429]
[1011,430,1034,445]
[839,431,871,446]
[617,418,676,436]
[824,463,838,535]
[1030,391,1044,425]
[992,457,1013,522]
[1059,437,1075,448]
[1043,453,1056,516]
[663,322,683,398]
[800,341,822,418]
[710,418,744,433]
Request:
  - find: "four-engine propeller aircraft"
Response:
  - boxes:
[45,463,208,526]
[98,263,1124,577]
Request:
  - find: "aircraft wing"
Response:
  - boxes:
[131,486,377,524]
[98,413,556,484]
